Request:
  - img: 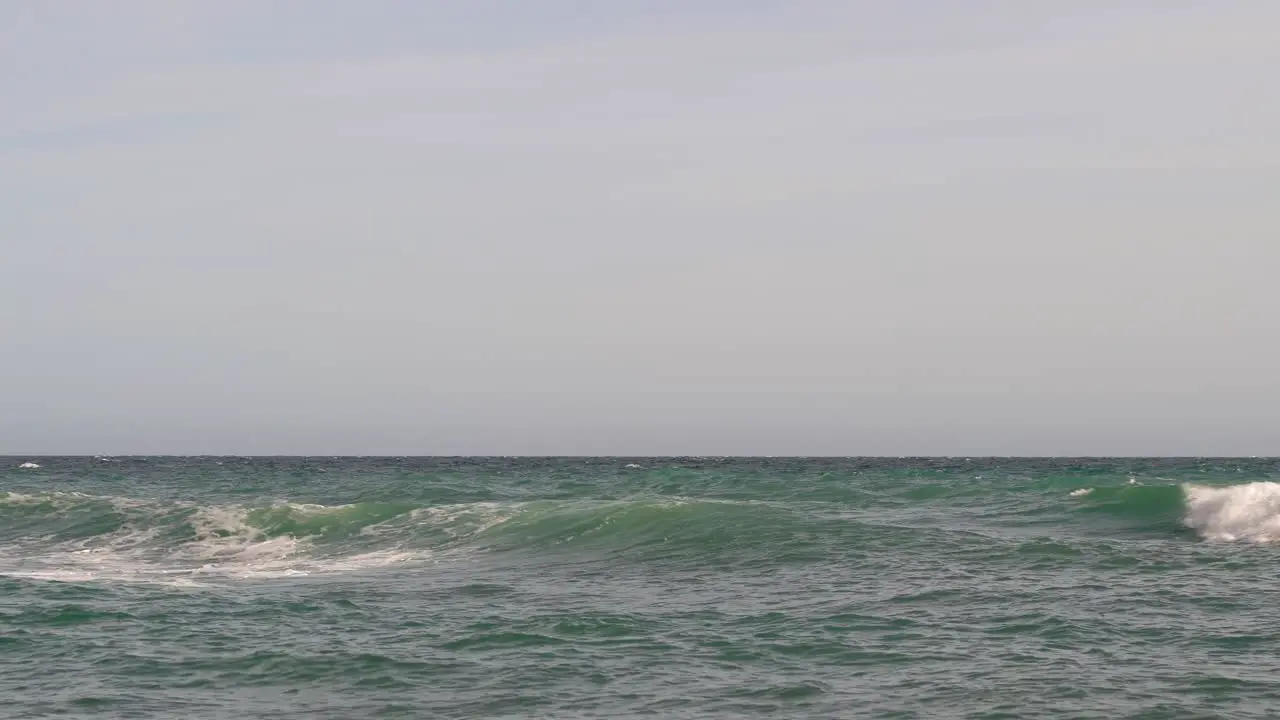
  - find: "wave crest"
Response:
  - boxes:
[1182,482,1280,543]
[0,492,798,584]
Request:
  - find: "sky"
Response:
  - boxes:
[2,1,1279,456]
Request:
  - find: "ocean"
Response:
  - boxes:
[2,456,1278,719]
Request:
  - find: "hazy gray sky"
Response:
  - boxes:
[3,1,1278,455]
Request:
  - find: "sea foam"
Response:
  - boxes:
[0,494,440,584]
[1182,482,1280,542]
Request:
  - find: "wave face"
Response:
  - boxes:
[6,457,1280,719]
[0,491,835,582]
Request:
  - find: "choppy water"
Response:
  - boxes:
[3,457,1280,718]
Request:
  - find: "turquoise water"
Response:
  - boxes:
[3,457,1279,718]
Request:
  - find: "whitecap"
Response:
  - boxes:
[1183,482,1280,542]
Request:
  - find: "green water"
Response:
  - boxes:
[2,457,1279,718]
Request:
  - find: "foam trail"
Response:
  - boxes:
[1182,482,1280,542]
[0,493,445,584]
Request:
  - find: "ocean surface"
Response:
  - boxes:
[3,457,1280,719]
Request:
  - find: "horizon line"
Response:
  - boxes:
[2,454,1274,460]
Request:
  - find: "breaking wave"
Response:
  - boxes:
[1068,481,1280,543]
[8,476,1280,586]
[0,492,439,584]
[1181,481,1280,542]
[0,491,799,584]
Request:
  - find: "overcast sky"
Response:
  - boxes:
[3,1,1278,455]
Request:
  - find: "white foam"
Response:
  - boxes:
[1183,482,1280,542]
[1,490,94,505]
[18,462,40,469]
[408,501,518,539]
[1068,488,1093,497]
[0,497,436,585]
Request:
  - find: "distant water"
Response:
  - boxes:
[4,457,1280,719]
